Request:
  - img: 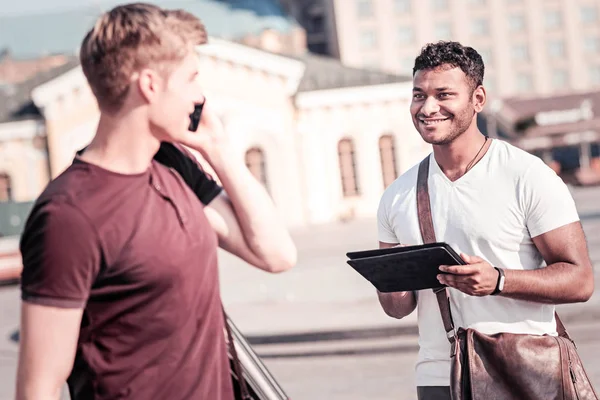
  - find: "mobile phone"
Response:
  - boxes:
[188,101,204,132]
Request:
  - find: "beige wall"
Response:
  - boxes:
[195,53,305,227]
[35,45,308,227]
[329,0,600,98]
[296,82,431,224]
[44,84,99,178]
[0,120,50,202]
[22,41,425,227]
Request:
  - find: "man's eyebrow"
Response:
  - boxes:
[412,86,456,92]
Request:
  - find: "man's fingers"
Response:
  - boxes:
[439,265,478,275]
[461,253,484,264]
[438,274,486,296]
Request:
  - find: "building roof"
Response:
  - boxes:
[0,46,410,123]
[296,53,410,92]
[493,90,600,138]
[0,58,79,123]
[0,0,299,58]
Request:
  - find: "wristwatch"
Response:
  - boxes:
[491,267,505,296]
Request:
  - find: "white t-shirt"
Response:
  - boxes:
[377,139,580,387]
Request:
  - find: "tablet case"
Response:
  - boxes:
[346,243,465,292]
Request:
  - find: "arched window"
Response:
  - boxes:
[338,138,360,197]
[0,172,11,202]
[245,147,269,189]
[379,134,398,188]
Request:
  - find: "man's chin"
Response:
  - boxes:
[419,130,452,145]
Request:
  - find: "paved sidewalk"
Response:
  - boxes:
[221,185,600,338]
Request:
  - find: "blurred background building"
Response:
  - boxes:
[282,0,600,98]
[0,0,434,242]
[1,0,600,243]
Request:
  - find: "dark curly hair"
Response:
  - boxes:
[413,41,485,92]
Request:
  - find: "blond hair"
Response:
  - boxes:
[80,3,207,112]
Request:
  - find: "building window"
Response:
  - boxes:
[360,29,377,49]
[547,40,565,59]
[590,65,600,85]
[394,0,411,13]
[511,44,529,61]
[581,6,598,24]
[379,135,398,188]
[245,147,269,189]
[584,36,600,54]
[397,26,414,44]
[0,173,11,202]
[516,72,533,92]
[544,10,561,30]
[432,0,449,11]
[552,69,568,90]
[508,14,526,32]
[309,15,325,33]
[338,138,360,197]
[435,22,452,39]
[471,18,489,36]
[357,0,374,17]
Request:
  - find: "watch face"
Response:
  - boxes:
[498,276,505,291]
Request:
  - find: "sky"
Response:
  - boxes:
[0,0,93,16]
[0,0,183,16]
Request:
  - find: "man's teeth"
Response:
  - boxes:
[421,119,447,125]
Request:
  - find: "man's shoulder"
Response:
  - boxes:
[36,162,95,207]
[32,161,119,229]
[489,140,544,179]
[379,156,424,208]
[386,157,423,191]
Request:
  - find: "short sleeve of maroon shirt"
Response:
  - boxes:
[20,198,102,308]
[20,143,232,400]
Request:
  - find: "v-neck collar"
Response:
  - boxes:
[429,139,496,186]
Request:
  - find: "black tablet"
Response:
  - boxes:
[346,242,465,292]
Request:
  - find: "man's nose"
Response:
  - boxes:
[421,96,440,116]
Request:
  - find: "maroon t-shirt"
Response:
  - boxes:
[20,143,234,400]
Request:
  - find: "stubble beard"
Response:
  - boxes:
[420,106,476,146]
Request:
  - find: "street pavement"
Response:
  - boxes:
[0,185,599,399]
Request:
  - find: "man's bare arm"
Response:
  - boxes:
[439,222,594,303]
[16,303,82,400]
[179,102,296,274]
[205,186,296,273]
[504,221,594,303]
[376,241,417,319]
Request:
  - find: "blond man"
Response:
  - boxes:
[15,3,296,400]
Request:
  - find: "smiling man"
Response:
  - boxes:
[376,41,594,400]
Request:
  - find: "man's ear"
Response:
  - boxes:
[473,85,486,113]
[137,68,163,104]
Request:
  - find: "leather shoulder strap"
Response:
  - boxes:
[416,156,456,343]
[416,156,436,244]
[416,155,569,341]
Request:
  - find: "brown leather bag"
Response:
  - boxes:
[416,156,599,400]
